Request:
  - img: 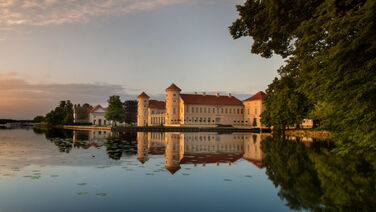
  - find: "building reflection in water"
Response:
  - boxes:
[72,130,113,149]
[70,130,267,174]
[137,132,268,174]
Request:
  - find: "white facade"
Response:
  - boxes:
[89,107,112,126]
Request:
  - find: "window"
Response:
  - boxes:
[208,117,211,122]
[255,108,258,115]
[221,108,224,114]
[196,108,198,113]
[225,108,228,113]
[237,108,240,114]
[173,93,176,96]
[229,108,232,114]
[173,108,176,114]
[192,107,194,113]
[248,109,250,115]
[204,108,206,113]
[208,108,210,113]
[200,108,202,113]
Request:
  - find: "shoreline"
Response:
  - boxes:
[35,124,331,138]
[285,129,331,139]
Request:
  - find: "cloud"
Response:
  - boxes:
[0,72,135,119]
[0,0,191,27]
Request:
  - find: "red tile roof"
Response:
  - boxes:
[165,83,181,92]
[149,100,166,109]
[243,158,264,169]
[180,94,243,106]
[138,92,150,99]
[88,105,106,113]
[243,91,266,102]
[137,157,148,164]
[180,153,243,164]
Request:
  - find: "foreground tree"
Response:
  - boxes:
[261,76,311,133]
[105,96,126,126]
[230,0,376,152]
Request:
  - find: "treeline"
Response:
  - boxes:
[230,0,376,152]
[34,95,126,126]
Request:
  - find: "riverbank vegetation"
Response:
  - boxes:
[230,0,376,153]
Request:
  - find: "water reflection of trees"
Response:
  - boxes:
[34,127,73,153]
[262,136,376,211]
[34,128,137,158]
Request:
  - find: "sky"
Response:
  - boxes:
[0,0,284,119]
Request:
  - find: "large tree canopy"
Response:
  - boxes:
[230,0,376,152]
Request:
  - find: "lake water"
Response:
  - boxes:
[0,128,374,212]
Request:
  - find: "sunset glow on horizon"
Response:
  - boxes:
[0,0,284,119]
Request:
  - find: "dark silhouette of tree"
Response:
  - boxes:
[230,0,376,152]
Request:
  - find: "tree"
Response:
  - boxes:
[44,100,74,126]
[75,103,91,120]
[63,113,73,125]
[230,0,376,152]
[33,115,45,123]
[261,76,311,134]
[105,95,126,126]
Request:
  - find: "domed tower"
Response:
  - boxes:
[165,83,181,125]
[164,133,181,175]
[137,92,150,126]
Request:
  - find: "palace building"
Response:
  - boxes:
[137,83,265,128]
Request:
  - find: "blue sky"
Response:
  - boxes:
[0,0,284,119]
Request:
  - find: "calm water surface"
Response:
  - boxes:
[0,128,374,212]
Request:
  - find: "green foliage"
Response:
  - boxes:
[63,113,73,125]
[230,0,376,152]
[33,115,45,123]
[261,76,311,132]
[75,103,91,120]
[45,100,73,125]
[105,95,126,126]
